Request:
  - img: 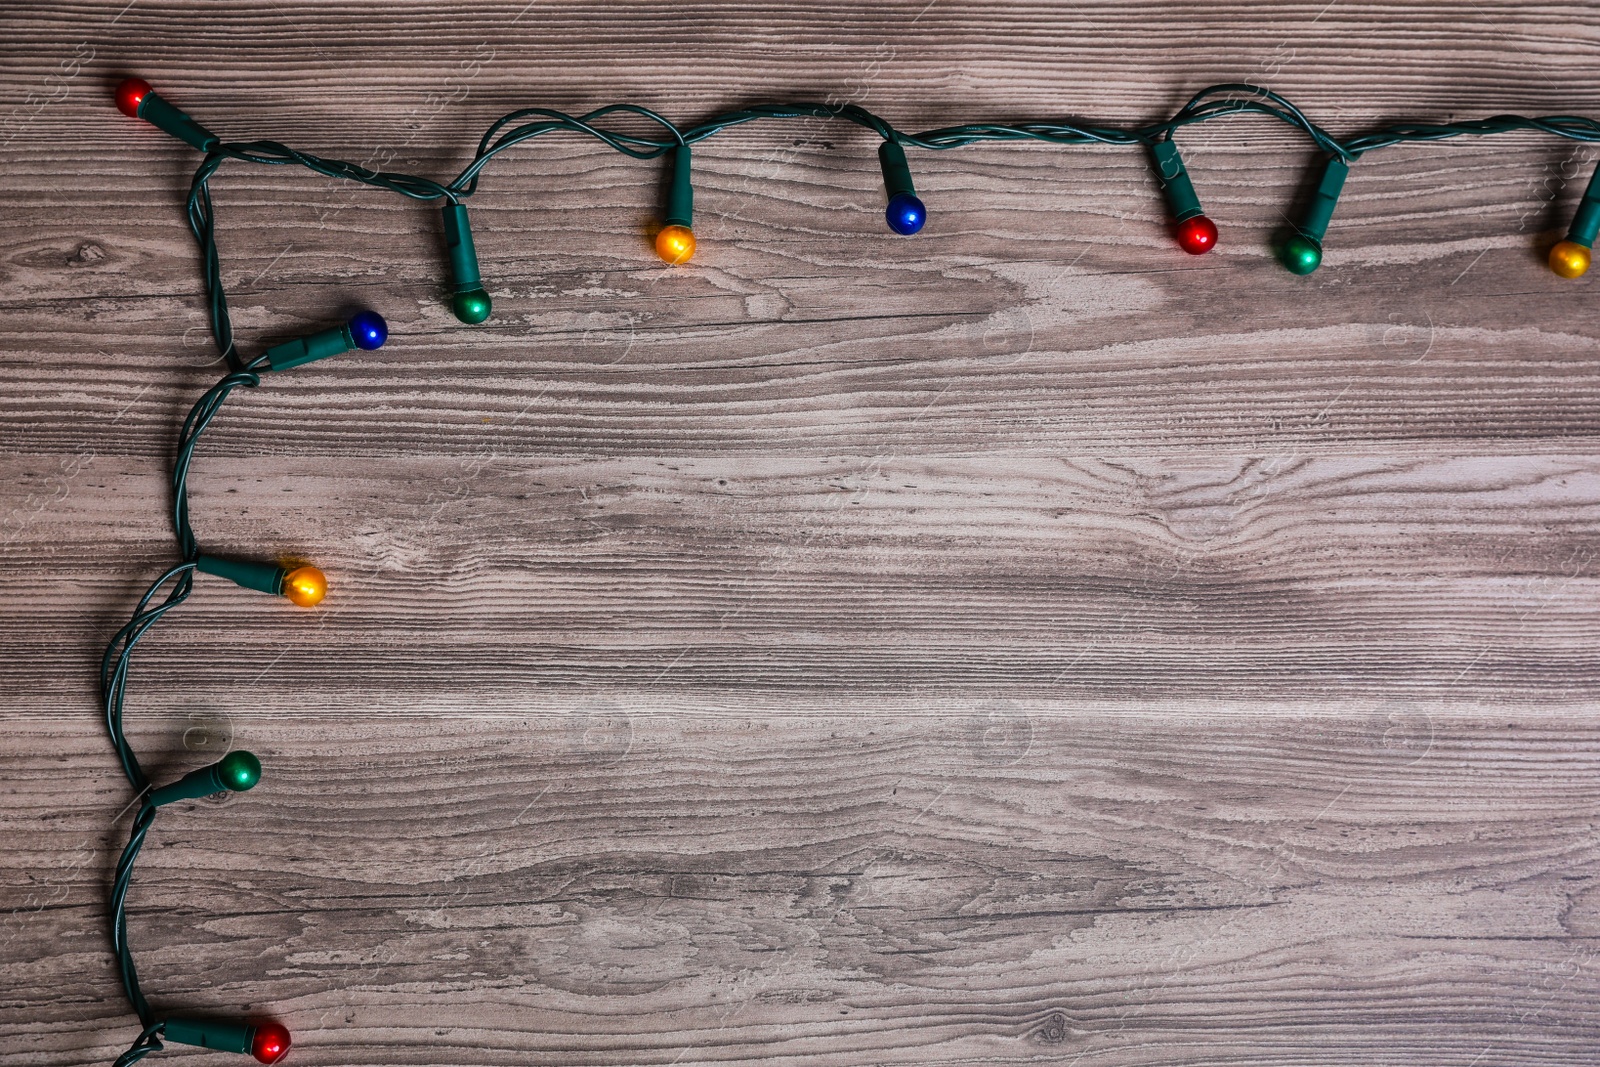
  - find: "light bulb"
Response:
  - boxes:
[348,310,387,350]
[1174,215,1217,255]
[147,751,261,807]
[217,750,262,792]
[115,78,151,118]
[885,192,926,236]
[282,566,326,608]
[1550,240,1591,279]
[1281,234,1322,275]
[655,224,696,264]
[250,1021,291,1064]
[109,77,217,151]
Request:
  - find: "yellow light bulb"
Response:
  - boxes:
[655,224,695,265]
[1550,240,1591,279]
[282,565,327,608]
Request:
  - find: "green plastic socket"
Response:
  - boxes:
[1566,162,1600,248]
[1150,139,1203,222]
[164,1017,253,1054]
[442,203,491,323]
[878,141,916,200]
[263,324,355,371]
[1282,156,1351,275]
[137,91,220,152]
[196,555,286,596]
[147,751,261,807]
[663,144,693,228]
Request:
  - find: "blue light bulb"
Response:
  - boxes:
[885,192,926,236]
[348,310,387,350]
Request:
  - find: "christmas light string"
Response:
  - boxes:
[101,77,1600,1066]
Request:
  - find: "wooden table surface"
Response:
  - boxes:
[5,2,1600,1065]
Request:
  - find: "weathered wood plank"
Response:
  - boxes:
[7,140,1600,457]
[2,451,1598,710]
[5,715,1600,1066]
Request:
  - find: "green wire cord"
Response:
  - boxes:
[103,82,1600,1065]
[166,82,1600,367]
[103,369,263,1065]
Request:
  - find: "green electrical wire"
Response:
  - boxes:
[101,81,1600,1066]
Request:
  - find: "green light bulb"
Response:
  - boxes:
[451,289,492,324]
[1282,235,1322,275]
[147,750,263,807]
[217,750,262,792]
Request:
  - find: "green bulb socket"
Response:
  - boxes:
[663,144,693,228]
[197,555,287,596]
[263,324,355,371]
[1565,162,1600,248]
[1279,154,1350,275]
[1150,138,1203,222]
[878,140,917,200]
[136,91,220,152]
[147,751,261,807]
[163,1018,253,1055]
[442,202,491,323]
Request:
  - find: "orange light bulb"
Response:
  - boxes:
[282,565,327,608]
[655,224,695,265]
[1550,240,1591,279]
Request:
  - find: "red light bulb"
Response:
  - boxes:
[1174,215,1217,255]
[250,1021,291,1064]
[115,78,151,118]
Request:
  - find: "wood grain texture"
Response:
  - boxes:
[7,715,1600,1067]
[3,1,1600,1065]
